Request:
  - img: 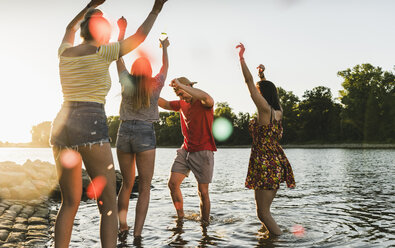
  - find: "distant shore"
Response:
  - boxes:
[1,143,394,149]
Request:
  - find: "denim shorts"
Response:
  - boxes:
[116,120,156,153]
[50,101,110,148]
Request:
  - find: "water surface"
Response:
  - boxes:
[0,148,394,247]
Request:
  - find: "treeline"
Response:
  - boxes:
[29,63,394,147]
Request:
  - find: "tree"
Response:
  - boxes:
[338,63,395,142]
[107,116,120,146]
[31,121,52,147]
[298,86,341,142]
[154,111,183,146]
[278,87,300,143]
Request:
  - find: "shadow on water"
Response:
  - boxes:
[167,219,188,247]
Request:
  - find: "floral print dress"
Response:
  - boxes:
[245,118,295,190]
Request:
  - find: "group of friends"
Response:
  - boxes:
[50,0,296,247]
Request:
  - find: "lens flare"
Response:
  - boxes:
[212,117,233,142]
[89,16,111,45]
[86,176,107,199]
[59,150,81,169]
[292,224,305,237]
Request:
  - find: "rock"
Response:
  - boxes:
[0,171,26,187]
[14,217,28,224]
[26,230,49,239]
[5,232,25,243]
[0,206,6,216]
[1,210,17,221]
[8,205,23,214]
[27,225,48,231]
[0,229,10,241]
[0,223,13,232]
[24,238,48,246]
[12,223,27,232]
[21,206,35,216]
[28,217,47,225]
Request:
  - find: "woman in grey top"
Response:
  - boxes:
[115,17,169,238]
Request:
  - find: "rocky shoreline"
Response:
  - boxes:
[0,160,136,247]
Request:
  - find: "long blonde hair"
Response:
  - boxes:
[130,57,153,110]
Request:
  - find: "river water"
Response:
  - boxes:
[0,148,394,247]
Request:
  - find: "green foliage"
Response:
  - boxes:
[107,116,120,146]
[214,102,251,145]
[278,87,300,143]
[28,63,394,147]
[31,121,52,147]
[298,86,341,142]
[338,63,395,142]
[154,112,183,146]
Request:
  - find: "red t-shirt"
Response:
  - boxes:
[170,100,217,152]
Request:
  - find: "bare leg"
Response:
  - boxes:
[168,172,186,219]
[255,189,282,235]
[79,143,118,248]
[197,183,210,223]
[53,147,82,248]
[133,149,156,237]
[117,149,136,232]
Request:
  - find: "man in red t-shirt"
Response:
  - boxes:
[159,77,217,224]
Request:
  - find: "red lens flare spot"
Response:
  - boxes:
[131,57,152,77]
[99,200,103,206]
[59,150,81,169]
[86,176,107,199]
[89,16,111,45]
[292,224,305,237]
[174,202,183,210]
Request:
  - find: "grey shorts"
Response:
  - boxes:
[116,120,156,153]
[171,148,214,184]
[50,101,110,148]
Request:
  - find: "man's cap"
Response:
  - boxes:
[176,77,197,86]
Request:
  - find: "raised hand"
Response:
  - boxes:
[236,42,245,59]
[152,0,168,14]
[159,37,170,48]
[257,64,265,79]
[88,0,106,8]
[169,79,181,90]
[117,16,127,31]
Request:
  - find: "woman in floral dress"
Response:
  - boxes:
[236,43,295,236]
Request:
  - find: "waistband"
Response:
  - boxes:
[62,101,104,109]
[121,119,153,125]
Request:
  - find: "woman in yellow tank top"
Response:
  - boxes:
[50,0,168,247]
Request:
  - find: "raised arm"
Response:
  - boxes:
[62,0,105,45]
[236,42,270,113]
[119,0,168,57]
[158,97,173,110]
[116,17,127,76]
[170,80,214,108]
[159,37,170,80]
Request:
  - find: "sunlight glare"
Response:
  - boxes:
[60,149,81,169]
[212,117,233,142]
[86,176,107,199]
[292,224,305,237]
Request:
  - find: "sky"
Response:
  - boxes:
[0,0,394,143]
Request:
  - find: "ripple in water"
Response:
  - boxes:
[42,148,394,247]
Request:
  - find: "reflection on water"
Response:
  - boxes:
[1,148,394,247]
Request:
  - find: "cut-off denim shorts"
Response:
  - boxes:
[50,101,110,149]
[116,120,156,153]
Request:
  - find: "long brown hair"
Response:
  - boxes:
[130,57,153,110]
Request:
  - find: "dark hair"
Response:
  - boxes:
[80,9,105,41]
[257,80,282,111]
